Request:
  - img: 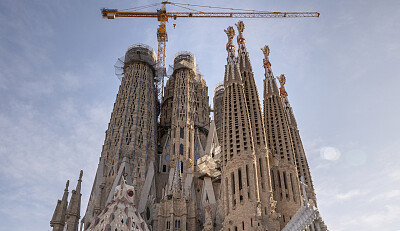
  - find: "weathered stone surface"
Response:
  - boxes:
[51,25,328,230]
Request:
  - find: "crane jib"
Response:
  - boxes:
[101,6,319,121]
[104,11,320,19]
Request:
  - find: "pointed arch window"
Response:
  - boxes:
[179,144,184,155]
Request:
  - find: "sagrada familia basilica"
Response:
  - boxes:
[50,21,328,231]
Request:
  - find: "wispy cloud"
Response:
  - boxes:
[336,189,365,201]
[1,0,400,230]
[370,190,400,202]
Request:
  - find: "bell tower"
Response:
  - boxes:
[220,26,264,230]
[262,45,302,228]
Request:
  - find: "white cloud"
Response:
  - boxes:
[335,189,365,201]
[370,190,400,202]
[350,205,400,230]
[0,87,110,230]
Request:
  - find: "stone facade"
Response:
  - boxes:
[220,25,264,231]
[281,177,327,231]
[81,44,158,229]
[50,171,83,231]
[51,21,327,231]
[85,177,150,231]
[213,82,224,145]
[263,45,303,228]
[236,21,280,230]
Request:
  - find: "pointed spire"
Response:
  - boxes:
[66,170,83,231]
[261,45,271,73]
[50,180,69,231]
[262,45,280,96]
[224,26,242,85]
[277,74,298,127]
[235,20,246,51]
[277,74,289,99]
[224,26,236,60]
[236,21,253,72]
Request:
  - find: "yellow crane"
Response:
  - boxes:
[101,1,319,108]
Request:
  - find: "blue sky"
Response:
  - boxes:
[0,0,399,230]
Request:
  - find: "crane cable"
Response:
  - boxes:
[120,3,162,12]
[119,2,270,14]
[170,2,266,13]
[168,2,205,13]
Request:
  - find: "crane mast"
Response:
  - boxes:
[156,4,168,114]
[101,1,319,115]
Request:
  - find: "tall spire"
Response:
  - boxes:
[262,46,280,96]
[223,26,241,85]
[50,180,69,231]
[277,75,317,206]
[235,21,246,51]
[236,21,279,230]
[66,170,83,231]
[263,45,302,228]
[220,25,266,230]
[236,20,252,72]
[277,74,296,126]
[83,44,158,228]
[224,26,236,60]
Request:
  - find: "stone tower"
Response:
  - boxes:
[157,51,209,187]
[65,170,83,231]
[262,45,302,228]
[235,21,280,230]
[50,180,69,231]
[155,160,197,231]
[50,171,83,231]
[155,51,210,230]
[213,82,224,144]
[220,26,264,230]
[51,23,330,231]
[82,44,158,229]
[277,74,317,206]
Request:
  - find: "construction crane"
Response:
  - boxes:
[101,1,319,112]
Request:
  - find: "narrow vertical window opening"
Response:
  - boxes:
[238,169,243,190]
[179,144,184,155]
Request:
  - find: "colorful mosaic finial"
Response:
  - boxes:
[261,45,272,72]
[235,20,245,33]
[224,26,236,54]
[278,74,286,87]
[261,45,270,58]
[235,21,246,48]
[224,26,235,40]
[277,74,288,98]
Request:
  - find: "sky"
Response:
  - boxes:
[0,0,399,230]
